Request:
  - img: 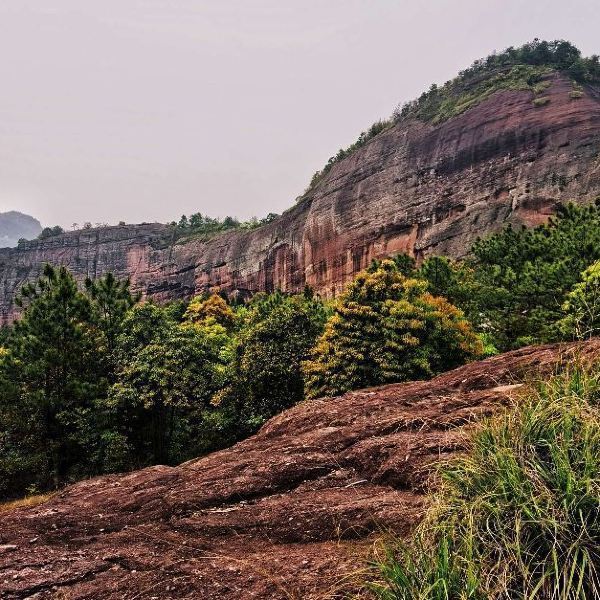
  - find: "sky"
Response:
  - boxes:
[0,1,598,228]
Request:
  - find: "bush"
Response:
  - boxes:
[369,365,600,599]
[533,96,551,106]
[303,260,482,399]
[38,225,64,239]
[558,260,600,340]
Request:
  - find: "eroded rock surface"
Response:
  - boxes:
[2,340,598,599]
[1,74,600,323]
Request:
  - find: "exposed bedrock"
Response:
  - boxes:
[1,340,599,598]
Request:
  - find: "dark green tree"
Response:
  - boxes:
[85,272,139,354]
[108,304,231,466]
[0,265,105,492]
[468,201,600,349]
[218,292,327,432]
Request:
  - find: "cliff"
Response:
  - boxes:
[1,340,598,599]
[2,72,600,323]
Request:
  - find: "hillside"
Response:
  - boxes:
[1,43,600,324]
[1,340,598,599]
[0,211,41,249]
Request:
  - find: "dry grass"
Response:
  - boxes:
[0,492,54,513]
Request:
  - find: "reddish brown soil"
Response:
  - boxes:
[1,341,598,599]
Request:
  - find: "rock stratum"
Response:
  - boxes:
[1,340,599,599]
[2,73,600,323]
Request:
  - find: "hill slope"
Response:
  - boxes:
[2,57,600,323]
[1,340,598,599]
[0,212,41,248]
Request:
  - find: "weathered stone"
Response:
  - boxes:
[1,340,598,598]
[1,74,600,323]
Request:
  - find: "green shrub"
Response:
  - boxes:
[533,96,551,106]
[369,366,600,599]
[558,260,600,340]
[303,260,482,399]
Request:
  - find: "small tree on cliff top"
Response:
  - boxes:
[303,260,483,399]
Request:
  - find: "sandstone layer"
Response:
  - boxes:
[1,340,598,599]
[2,73,600,323]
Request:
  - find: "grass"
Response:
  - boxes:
[407,64,554,124]
[366,363,600,599]
[533,96,551,107]
[0,492,54,513]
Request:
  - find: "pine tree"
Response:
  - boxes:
[5,265,105,489]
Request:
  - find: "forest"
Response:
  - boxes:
[1,201,599,501]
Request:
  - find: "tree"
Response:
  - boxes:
[109,319,230,465]
[183,294,236,330]
[468,201,600,349]
[1,265,105,491]
[85,272,139,354]
[38,225,64,239]
[557,260,600,339]
[217,292,327,431]
[303,260,482,399]
[189,212,203,228]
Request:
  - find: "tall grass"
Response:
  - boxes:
[368,365,600,599]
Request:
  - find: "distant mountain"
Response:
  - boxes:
[0,211,42,248]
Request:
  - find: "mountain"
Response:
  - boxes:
[1,42,600,324]
[1,339,597,598]
[0,211,42,248]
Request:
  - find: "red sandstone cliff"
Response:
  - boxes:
[1,73,600,323]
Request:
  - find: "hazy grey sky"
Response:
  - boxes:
[0,1,598,228]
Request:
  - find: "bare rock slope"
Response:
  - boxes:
[2,340,599,599]
[2,73,600,323]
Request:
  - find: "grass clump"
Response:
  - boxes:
[0,492,53,513]
[369,365,600,599]
[533,96,551,107]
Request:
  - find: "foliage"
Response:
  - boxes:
[558,260,600,340]
[37,225,64,239]
[0,265,106,494]
[108,319,231,466]
[217,290,328,432]
[183,294,237,330]
[466,202,600,350]
[369,365,600,599]
[303,260,482,399]
[172,211,279,240]
[85,273,139,354]
[396,39,600,124]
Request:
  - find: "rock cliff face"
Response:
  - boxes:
[1,340,598,599]
[2,73,600,323]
